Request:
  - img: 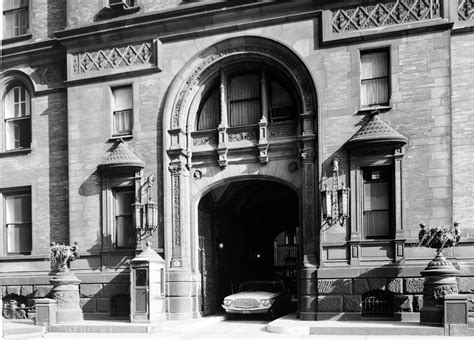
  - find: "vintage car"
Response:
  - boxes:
[222,280,290,318]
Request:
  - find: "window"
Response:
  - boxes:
[3,86,31,150]
[3,0,29,39]
[360,50,389,107]
[4,189,32,255]
[114,188,135,248]
[109,0,136,8]
[362,166,392,239]
[112,86,133,137]
[195,65,298,130]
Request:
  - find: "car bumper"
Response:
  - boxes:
[222,306,271,314]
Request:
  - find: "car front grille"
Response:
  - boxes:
[234,298,259,308]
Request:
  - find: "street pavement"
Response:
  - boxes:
[18,315,471,340]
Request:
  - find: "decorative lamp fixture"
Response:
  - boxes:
[321,157,350,226]
[133,174,158,239]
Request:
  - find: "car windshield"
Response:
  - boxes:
[238,281,284,293]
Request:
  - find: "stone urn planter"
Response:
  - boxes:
[48,242,83,323]
[418,222,461,326]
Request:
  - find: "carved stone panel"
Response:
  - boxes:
[72,41,153,76]
[331,0,441,33]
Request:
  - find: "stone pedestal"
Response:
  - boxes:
[50,273,83,323]
[420,251,459,326]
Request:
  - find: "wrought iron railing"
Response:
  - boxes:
[361,290,394,318]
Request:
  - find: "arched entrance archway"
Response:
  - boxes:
[197,179,299,315]
[162,36,319,320]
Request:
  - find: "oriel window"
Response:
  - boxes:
[362,166,392,239]
[114,188,136,248]
[112,86,133,137]
[360,50,389,107]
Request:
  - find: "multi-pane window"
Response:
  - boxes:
[114,188,135,248]
[360,50,389,107]
[4,189,32,254]
[196,65,297,130]
[3,0,29,39]
[228,73,261,126]
[112,86,133,136]
[3,86,31,150]
[362,166,392,239]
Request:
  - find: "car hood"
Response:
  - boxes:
[225,291,280,300]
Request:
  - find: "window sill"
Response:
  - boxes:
[109,134,133,141]
[0,148,32,157]
[358,105,391,114]
[2,33,33,45]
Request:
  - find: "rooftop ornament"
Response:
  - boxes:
[418,222,461,326]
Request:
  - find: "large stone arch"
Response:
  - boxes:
[162,35,319,320]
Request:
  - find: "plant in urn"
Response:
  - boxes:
[418,222,461,325]
[48,242,83,323]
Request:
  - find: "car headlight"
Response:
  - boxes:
[260,299,272,307]
[223,299,233,306]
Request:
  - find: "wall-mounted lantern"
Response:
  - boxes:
[321,157,350,226]
[133,174,158,240]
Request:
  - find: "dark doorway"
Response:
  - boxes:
[198,180,299,315]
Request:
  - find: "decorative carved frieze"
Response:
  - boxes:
[193,135,218,146]
[172,175,181,247]
[331,0,441,33]
[172,44,314,128]
[228,131,257,142]
[72,41,153,75]
[269,125,296,138]
[458,0,474,21]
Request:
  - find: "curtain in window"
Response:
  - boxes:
[3,0,28,39]
[197,88,220,130]
[6,193,32,254]
[229,74,260,126]
[4,87,31,150]
[270,81,294,122]
[115,190,135,248]
[113,87,133,135]
[361,51,389,106]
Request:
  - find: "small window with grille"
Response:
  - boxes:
[361,290,394,318]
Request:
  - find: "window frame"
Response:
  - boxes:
[2,85,32,152]
[111,84,134,138]
[194,63,299,131]
[2,0,29,40]
[113,186,136,249]
[1,186,32,256]
[361,165,394,240]
[360,48,390,109]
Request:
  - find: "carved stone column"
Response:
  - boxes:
[298,143,318,320]
[168,160,184,268]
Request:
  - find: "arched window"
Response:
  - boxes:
[195,64,298,131]
[3,86,31,151]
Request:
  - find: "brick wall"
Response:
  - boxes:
[451,33,474,236]
[30,0,67,40]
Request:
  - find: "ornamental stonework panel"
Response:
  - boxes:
[72,41,153,76]
[458,0,474,21]
[331,0,441,33]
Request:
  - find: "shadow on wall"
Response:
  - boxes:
[316,263,424,320]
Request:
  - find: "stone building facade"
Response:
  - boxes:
[1,0,473,320]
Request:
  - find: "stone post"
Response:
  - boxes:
[34,298,57,329]
[50,273,82,323]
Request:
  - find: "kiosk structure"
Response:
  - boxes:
[130,242,166,323]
